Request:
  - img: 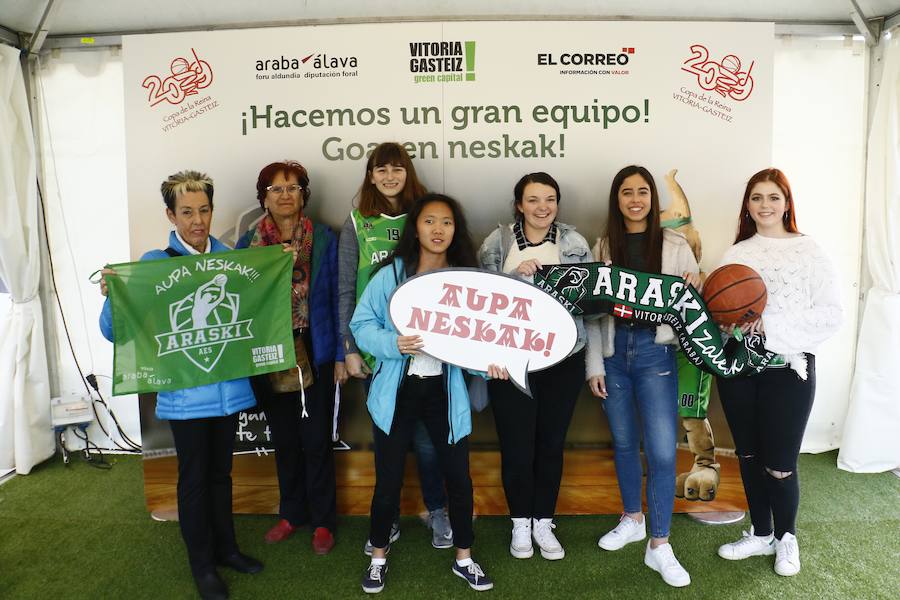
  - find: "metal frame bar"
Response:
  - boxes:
[848,0,883,46]
[25,17,866,52]
[25,0,63,55]
[0,23,19,47]
[884,9,900,32]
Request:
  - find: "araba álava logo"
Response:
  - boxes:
[155,274,254,372]
[255,52,359,80]
[389,270,577,395]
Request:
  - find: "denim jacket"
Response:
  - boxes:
[478,221,592,353]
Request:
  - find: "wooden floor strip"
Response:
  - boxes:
[144,449,747,516]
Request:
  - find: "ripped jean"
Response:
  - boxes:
[602,326,678,538]
[715,355,816,538]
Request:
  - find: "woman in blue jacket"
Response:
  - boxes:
[99,170,261,600]
[235,160,344,554]
[351,193,505,594]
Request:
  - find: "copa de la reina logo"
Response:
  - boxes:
[141,48,220,133]
[255,51,359,80]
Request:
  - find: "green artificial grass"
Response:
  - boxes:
[0,451,898,599]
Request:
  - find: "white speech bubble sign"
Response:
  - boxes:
[388,268,578,395]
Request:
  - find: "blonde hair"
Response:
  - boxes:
[160,170,214,210]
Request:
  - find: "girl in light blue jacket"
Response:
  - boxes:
[351,193,505,595]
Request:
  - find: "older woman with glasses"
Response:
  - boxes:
[236,160,346,555]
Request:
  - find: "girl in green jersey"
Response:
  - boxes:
[338,142,454,553]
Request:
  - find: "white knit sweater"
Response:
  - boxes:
[720,233,843,377]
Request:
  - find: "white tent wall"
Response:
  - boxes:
[771,35,867,451]
[35,49,137,451]
[34,30,867,453]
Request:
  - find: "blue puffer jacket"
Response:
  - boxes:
[99,232,256,420]
[350,258,472,444]
[236,221,344,367]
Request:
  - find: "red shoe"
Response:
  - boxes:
[312,527,335,555]
[264,519,297,544]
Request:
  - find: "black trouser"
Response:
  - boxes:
[252,362,337,532]
[716,355,816,539]
[369,375,474,550]
[489,349,585,519]
[169,414,240,574]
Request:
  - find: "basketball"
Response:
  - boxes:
[702,264,767,326]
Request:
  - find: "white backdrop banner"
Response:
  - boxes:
[122,21,773,267]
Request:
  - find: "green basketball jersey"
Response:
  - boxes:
[351,209,407,368]
[676,350,712,419]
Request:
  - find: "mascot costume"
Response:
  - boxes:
[661,170,721,501]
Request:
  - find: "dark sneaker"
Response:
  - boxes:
[361,561,388,594]
[452,560,494,591]
[364,521,400,556]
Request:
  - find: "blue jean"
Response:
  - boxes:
[602,327,678,538]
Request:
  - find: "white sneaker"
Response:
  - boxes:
[509,517,533,559]
[774,532,801,576]
[532,518,565,560]
[717,527,775,560]
[598,514,647,551]
[644,541,691,587]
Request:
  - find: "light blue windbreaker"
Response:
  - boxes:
[350,258,473,444]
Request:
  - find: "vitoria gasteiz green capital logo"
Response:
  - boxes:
[409,41,477,84]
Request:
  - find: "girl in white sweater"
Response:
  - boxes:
[714,168,842,577]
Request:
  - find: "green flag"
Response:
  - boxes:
[534,263,776,378]
[107,245,296,395]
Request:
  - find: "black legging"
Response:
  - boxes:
[369,375,474,550]
[489,349,585,519]
[716,355,816,538]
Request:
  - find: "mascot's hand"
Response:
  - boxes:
[675,417,721,501]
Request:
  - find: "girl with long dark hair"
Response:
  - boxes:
[351,193,504,594]
[714,168,841,576]
[478,172,594,561]
[588,165,700,587]
[337,143,454,552]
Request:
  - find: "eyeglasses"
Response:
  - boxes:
[266,184,303,195]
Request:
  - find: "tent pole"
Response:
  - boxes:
[21,24,65,401]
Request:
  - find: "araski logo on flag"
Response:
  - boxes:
[388,269,577,395]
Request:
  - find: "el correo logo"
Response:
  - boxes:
[155,274,254,372]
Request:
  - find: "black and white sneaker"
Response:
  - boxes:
[361,561,388,594]
[452,560,494,591]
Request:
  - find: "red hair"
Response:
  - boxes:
[256,160,311,209]
[735,168,800,243]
